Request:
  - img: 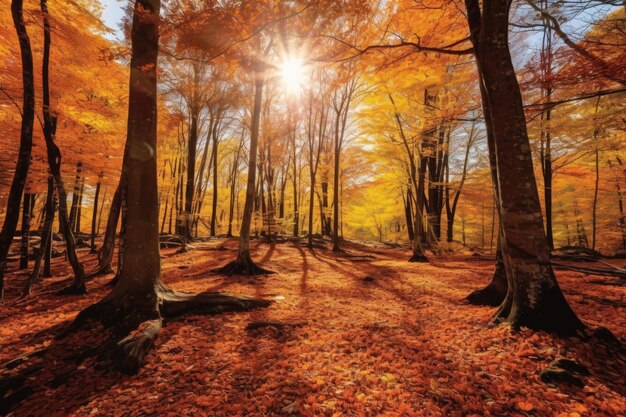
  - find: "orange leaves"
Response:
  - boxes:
[517,401,535,412]
[1,239,625,415]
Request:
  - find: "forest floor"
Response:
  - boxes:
[0,237,625,417]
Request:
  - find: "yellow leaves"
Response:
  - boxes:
[380,373,395,383]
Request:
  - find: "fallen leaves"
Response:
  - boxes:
[0,239,624,416]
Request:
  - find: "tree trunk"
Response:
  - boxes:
[404,187,415,242]
[182,111,199,240]
[591,96,601,251]
[36,0,85,294]
[68,162,82,232]
[210,128,219,236]
[0,0,35,301]
[43,185,56,278]
[467,234,507,306]
[215,59,273,275]
[95,179,122,275]
[76,179,85,234]
[290,145,298,237]
[470,0,583,335]
[19,192,33,270]
[332,136,341,251]
[609,158,626,250]
[68,0,270,374]
[23,176,55,296]
[90,174,103,253]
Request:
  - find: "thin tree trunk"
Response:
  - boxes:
[210,128,219,236]
[76,178,85,234]
[591,96,601,251]
[90,173,103,253]
[39,0,85,294]
[215,55,273,275]
[19,192,33,269]
[23,176,55,296]
[68,162,82,232]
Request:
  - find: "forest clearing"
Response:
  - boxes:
[1,0,625,415]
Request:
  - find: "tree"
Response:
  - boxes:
[68,0,270,373]
[39,0,85,295]
[215,40,275,275]
[464,0,584,335]
[0,0,35,302]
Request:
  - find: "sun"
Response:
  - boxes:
[279,57,306,94]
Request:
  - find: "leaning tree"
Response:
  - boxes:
[68,0,270,373]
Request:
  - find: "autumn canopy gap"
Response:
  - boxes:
[0,0,624,415]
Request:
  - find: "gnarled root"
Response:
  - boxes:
[160,288,272,317]
[99,318,161,374]
[213,252,274,276]
[63,283,272,374]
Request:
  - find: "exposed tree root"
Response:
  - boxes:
[213,252,275,276]
[492,282,586,337]
[408,253,428,263]
[57,282,87,295]
[63,283,272,374]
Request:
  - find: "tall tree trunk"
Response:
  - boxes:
[90,173,103,253]
[0,0,35,301]
[38,0,85,294]
[69,0,269,373]
[210,129,219,236]
[44,189,55,278]
[215,59,273,275]
[591,97,601,251]
[182,111,199,240]
[469,0,583,335]
[609,158,626,250]
[332,135,341,251]
[19,192,33,269]
[76,178,85,234]
[404,187,415,242]
[292,142,299,237]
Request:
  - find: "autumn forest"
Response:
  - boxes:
[0,0,625,415]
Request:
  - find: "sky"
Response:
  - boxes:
[100,0,124,40]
